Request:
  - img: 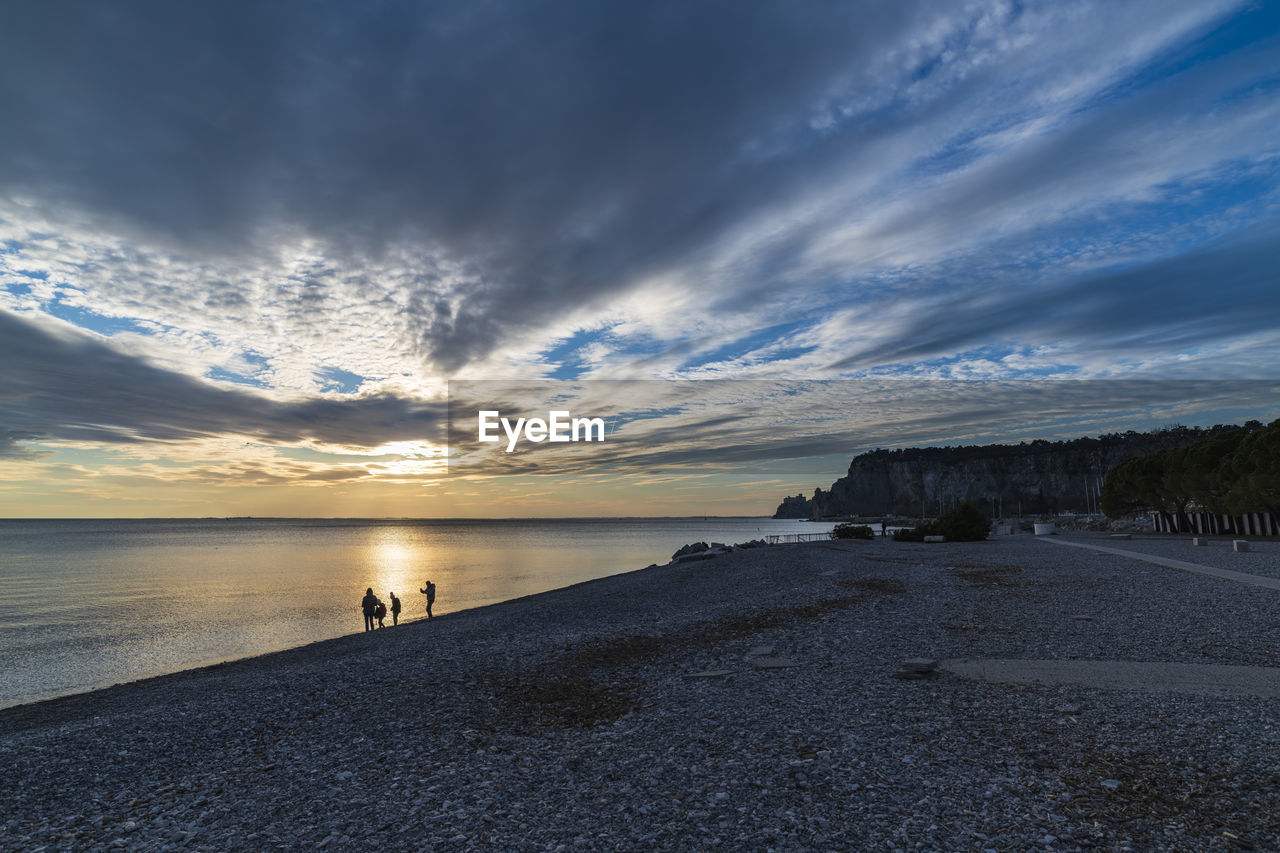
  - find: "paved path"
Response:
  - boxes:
[941,658,1280,697]
[947,539,1280,696]
[1039,536,1280,591]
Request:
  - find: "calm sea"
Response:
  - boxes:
[0,517,833,708]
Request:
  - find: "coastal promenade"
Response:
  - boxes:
[1040,536,1280,590]
[2,533,1279,851]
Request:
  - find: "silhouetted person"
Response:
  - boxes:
[361,587,378,632]
[881,520,887,537]
[420,580,436,619]
[389,592,401,626]
[375,597,387,629]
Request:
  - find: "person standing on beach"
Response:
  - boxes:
[361,587,378,632]
[389,592,401,626]
[420,580,436,620]
[375,596,387,629]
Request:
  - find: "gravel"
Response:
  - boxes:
[1084,533,1280,580]
[2,532,1279,851]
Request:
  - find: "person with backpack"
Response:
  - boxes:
[360,588,378,632]
[389,592,401,626]
[420,580,436,620]
[375,597,387,629]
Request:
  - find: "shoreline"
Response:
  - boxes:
[0,554,666,722]
[4,533,1279,850]
[0,516,829,711]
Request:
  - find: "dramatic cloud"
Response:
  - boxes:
[0,0,933,370]
[445,379,1280,478]
[0,310,443,457]
[1,1,1278,510]
[822,219,1280,373]
[3,1,1277,379]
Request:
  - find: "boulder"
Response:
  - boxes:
[671,541,710,560]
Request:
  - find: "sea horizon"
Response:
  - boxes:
[0,514,797,521]
[0,516,835,709]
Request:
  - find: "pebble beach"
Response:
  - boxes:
[3,532,1279,852]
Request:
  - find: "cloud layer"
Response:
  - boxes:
[1,0,1278,506]
[445,379,1280,478]
[0,311,442,457]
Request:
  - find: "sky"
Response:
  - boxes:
[1,0,1278,517]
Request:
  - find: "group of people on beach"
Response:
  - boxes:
[360,581,434,631]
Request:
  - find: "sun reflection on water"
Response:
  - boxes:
[1,518,836,707]
[365,527,430,620]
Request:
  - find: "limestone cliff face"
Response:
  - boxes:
[791,427,1237,519]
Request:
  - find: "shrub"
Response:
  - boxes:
[930,502,991,541]
[832,523,875,540]
[893,525,928,542]
[892,503,991,542]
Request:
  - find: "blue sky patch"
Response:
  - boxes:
[317,366,366,395]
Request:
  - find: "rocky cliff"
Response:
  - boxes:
[771,494,814,519]
[775,425,1247,519]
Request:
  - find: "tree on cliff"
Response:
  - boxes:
[784,425,1238,520]
[1100,454,1164,520]
[1220,420,1280,520]
[1100,419,1278,530]
[1180,429,1251,513]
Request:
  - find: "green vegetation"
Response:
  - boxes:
[832,523,875,540]
[802,423,1243,519]
[892,501,991,542]
[1100,418,1279,528]
[930,502,992,541]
